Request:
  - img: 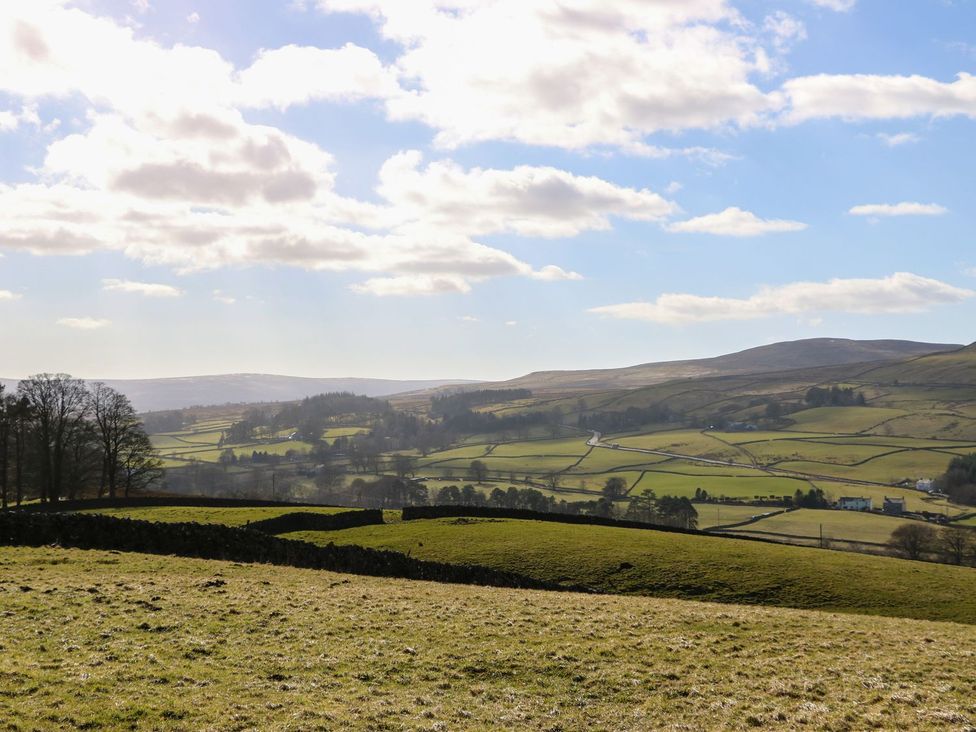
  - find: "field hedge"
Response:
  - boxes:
[0,512,570,592]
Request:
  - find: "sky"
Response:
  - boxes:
[0,0,975,381]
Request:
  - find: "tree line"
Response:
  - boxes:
[430,388,533,417]
[0,374,161,506]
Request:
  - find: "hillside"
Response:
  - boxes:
[453,338,961,394]
[854,343,976,385]
[290,516,976,623]
[3,546,974,730]
[0,374,479,412]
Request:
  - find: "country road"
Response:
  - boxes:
[584,431,899,488]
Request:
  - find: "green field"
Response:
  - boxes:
[73,505,353,526]
[288,517,976,623]
[787,406,907,433]
[4,547,976,730]
[722,508,917,544]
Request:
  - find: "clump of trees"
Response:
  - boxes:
[578,405,674,433]
[791,487,829,508]
[805,386,867,408]
[889,523,976,564]
[935,454,976,505]
[430,389,532,417]
[0,375,161,506]
[624,489,698,529]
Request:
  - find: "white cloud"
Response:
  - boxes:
[212,290,236,304]
[529,265,583,282]
[316,0,780,150]
[458,315,479,322]
[764,12,806,53]
[505,320,517,327]
[235,43,399,109]
[589,273,974,324]
[877,132,919,147]
[102,278,183,297]
[0,289,20,300]
[375,150,677,238]
[57,316,110,329]
[849,202,947,217]
[187,12,200,24]
[808,0,856,11]
[0,5,631,296]
[665,207,807,237]
[350,274,472,297]
[132,0,151,13]
[783,73,976,124]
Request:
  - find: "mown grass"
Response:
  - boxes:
[3,547,976,730]
[73,505,353,526]
[289,517,976,624]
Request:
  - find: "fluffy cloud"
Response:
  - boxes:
[849,202,947,217]
[589,273,973,324]
[375,150,676,238]
[101,278,183,297]
[877,132,919,147]
[350,274,472,297]
[57,316,111,329]
[212,290,236,304]
[529,265,583,282]
[783,73,976,123]
[0,3,612,295]
[0,289,20,300]
[235,43,399,109]
[317,0,779,150]
[665,207,807,236]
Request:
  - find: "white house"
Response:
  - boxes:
[916,479,935,493]
[837,496,872,511]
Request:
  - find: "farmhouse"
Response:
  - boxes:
[883,496,906,515]
[837,496,872,511]
[916,479,935,493]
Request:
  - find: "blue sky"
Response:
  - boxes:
[0,0,974,380]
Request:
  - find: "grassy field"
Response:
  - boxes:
[722,508,917,544]
[73,505,354,526]
[4,547,976,730]
[289,517,976,624]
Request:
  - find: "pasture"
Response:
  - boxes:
[3,546,975,730]
[289,517,976,623]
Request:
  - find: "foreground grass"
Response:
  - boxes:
[73,505,353,527]
[2,547,975,731]
[289,518,976,624]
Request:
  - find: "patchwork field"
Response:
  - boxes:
[719,508,916,545]
[3,547,976,730]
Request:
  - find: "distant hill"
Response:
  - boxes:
[0,375,480,413]
[467,338,962,394]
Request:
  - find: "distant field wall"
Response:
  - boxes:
[0,512,568,593]
[246,510,384,534]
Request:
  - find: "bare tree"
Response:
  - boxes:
[940,527,973,565]
[889,523,938,561]
[18,374,89,503]
[118,430,163,497]
[89,383,148,498]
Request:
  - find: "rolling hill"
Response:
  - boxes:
[444,338,961,394]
